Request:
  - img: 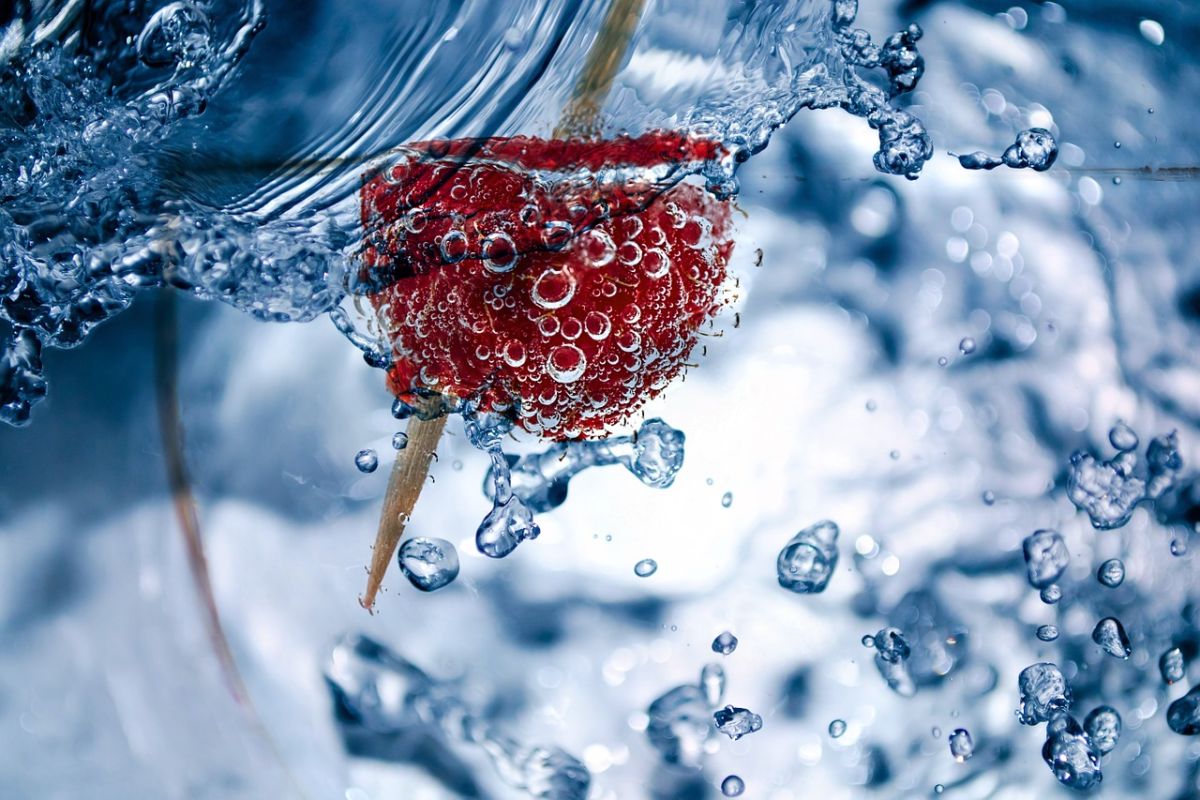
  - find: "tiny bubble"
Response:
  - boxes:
[959,337,976,355]
[721,491,733,508]
[938,356,949,367]
[866,399,877,412]
[828,719,847,738]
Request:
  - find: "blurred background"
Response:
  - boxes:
[2,0,1200,798]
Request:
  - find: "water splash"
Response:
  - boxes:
[481,417,686,515]
[325,633,589,799]
[954,128,1058,172]
[645,662,727,768]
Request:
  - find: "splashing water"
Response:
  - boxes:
[325,634,590,800]
[0,0,947,426]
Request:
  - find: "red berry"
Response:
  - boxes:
[361,132,734,439]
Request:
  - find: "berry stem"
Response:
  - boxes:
[361,0,645,610]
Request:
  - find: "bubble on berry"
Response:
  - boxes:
[439,230,469,263]
[560,317,583,341]
[501,340,527,367]
[547,345,587,383]
[481,232,518,273]
[644,248,671,279]
[542,220,573,250]
[583,229,616,267]
[584,311,612,341]
[531,267,576,310]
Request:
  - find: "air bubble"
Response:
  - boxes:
[546,345,587,383]
[531,268,576,310]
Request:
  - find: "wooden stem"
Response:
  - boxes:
[360,410,448,611]
[361,0,645,610]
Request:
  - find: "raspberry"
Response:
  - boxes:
[361,131,734,439]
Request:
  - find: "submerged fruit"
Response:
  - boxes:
[360,131,734,439]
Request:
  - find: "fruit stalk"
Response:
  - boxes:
[361,0,646,610]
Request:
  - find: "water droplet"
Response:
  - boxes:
[1042,714,1102,789]
[1067,450,1145,530]
[714,705,763,740]
[475,497,540,558]
[889,449,900,460]
[1109,421,1139,451]
[865,399,877,412]
[1083,706,1121,755]
[700,663,725,706]
[1018,662,1072,725]
[1023,529,1069,589]
[1160,647,1186,684]
[646,683,711,767]
[828,719,847,738]
[712,631,738,655]
[776,520,840,594]
[391,432,408,450]
[1097,558,1125,588]
[531,267,576,310]
[1172,537,1189,557]
[720,775,745,797]
[861,634,876,648]
[1091,617,1131,659]
[958,336,976,354]
[873,627,916,697]
[982,490,996,505]
[948,728,974,762]
[634,558,658,577]
[397,537,460,592]
[721,491,733,508]
[1037,624,1059,642]
[1040,584,1063,604]
[546,344,587,383]
[355,449,379,473]
[1169,685,1200,735]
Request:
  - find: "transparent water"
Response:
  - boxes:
[2,0,1200,798]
